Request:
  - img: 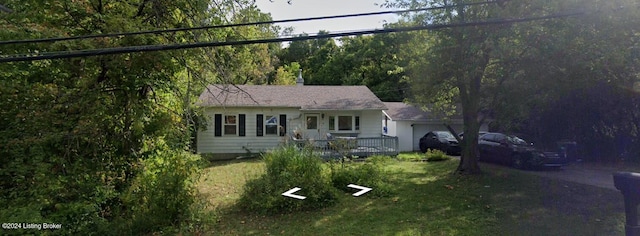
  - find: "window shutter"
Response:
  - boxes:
[238,114,246,136]
[279,114,287,136]
[214,114,222,137]
[256,114,263,136]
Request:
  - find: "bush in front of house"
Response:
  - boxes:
[426,149,450,162]
[329,156,395,197]
[237,146,338,214]
[116,147,209,235]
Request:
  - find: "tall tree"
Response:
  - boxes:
[0,0,279,233]
[388,0,515,174]
[387,0,640,173]
[278,31,340,84]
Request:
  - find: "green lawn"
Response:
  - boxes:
[198,156,625,235]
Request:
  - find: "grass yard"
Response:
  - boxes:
[198,155,625,235]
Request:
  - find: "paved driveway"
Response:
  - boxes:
[481,161,640,191]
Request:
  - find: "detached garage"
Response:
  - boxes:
[382,102,489,152]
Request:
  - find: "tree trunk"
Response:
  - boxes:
[455,99,482,175]
[453,36,490,175]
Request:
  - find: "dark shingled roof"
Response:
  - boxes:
[383,102,462,121]
[198,85,387,110]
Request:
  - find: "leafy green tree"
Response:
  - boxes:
[387,0,517,174]
[278,28,412,101]
[273,62,301,85]
[0,0,279,233]
[387,0,640,172]
[326,30,411,102]
[487,0,640,161]
[278,31,341,84]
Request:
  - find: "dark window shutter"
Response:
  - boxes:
[238,114,246,136]
[256,114,263,136]
[214,114,222,137]
[279,114,287,136]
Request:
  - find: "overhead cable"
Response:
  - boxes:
[0,10,586,63]
[0,0,501,45]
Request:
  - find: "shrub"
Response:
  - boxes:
[329,156,395,197]
[117,149,205,235]
[426,149,450,162]
[237,146,338,214]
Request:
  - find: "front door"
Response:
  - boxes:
[304,114,320,139]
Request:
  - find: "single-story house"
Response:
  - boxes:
[196,76,390,159]
[382,102,489,152]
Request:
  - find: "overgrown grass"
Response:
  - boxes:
[199,157,625,235]
[396,152,425,161]
[236,147,338,214]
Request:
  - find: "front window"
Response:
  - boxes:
[224,115,237,135]
[329,115,360,132]
[338,116,352,131]
[306,115,318,129]
[265,116,278,135]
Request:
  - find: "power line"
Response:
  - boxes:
[0,10,586,63]
[0,0,501,46]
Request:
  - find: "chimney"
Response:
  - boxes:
[296,69,304,86]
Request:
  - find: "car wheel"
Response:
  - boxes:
[419,144,427,153]
[440,144,449,154]
[512,155,525,169]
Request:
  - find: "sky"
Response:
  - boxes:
[255,0,399,36]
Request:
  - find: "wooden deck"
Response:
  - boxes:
[292,136,399,159]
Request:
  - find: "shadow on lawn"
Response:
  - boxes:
[207,160,625,235]
[200,156,263,168]
[479,164,625,235]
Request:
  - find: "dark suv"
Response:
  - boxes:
[478,132,568,169]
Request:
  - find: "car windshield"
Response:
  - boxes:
[436,132,454,139]
[507,135,528,145]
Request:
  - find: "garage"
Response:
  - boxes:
[383,102,488,152]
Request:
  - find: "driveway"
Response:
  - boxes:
[481,161,640,191]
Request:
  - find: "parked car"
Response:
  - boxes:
[419,131,461,155]
[478,132,568,169]
[458,131,488,139]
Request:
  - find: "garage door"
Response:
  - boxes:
[412,124,464,151]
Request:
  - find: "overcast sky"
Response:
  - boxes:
[255,0,398,36]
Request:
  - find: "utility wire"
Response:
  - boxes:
[0,10,586,63]
[0,0,501,46]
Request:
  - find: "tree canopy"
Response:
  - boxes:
[382,0,640,173]
[0,0,280,233]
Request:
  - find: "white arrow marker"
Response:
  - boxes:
[282,187,306,200]
[348,184,372,197]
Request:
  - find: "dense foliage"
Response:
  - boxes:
[379,0,640,165]
[329,156,395,197]
[0,0,279,234]
[277,31,410,101]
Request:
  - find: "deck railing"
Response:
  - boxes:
[292,135,399,159]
